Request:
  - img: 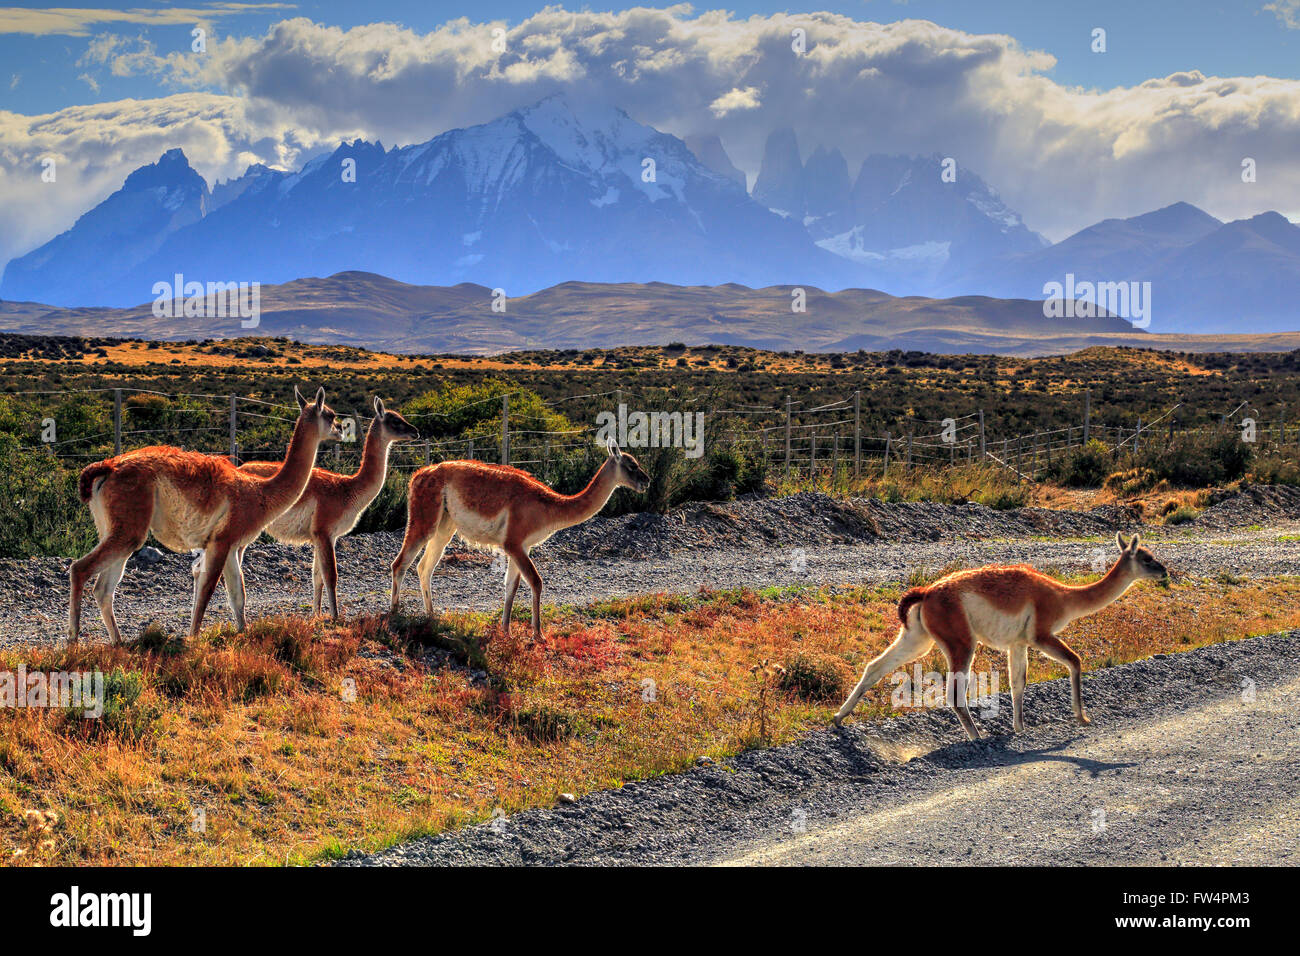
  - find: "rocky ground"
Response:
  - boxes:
[3,486,1300,647]
[7,489,1300,647]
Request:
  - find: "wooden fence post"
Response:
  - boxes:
[501,394,510,465]
[227,394,237,462]
[113,388,123,456]
[854,390,861,477]
[784,396,792,480]
[1084,389,1091,444]
[883,432,892,478]
[978,408,985,459]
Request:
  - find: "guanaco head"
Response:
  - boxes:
[1116,532,1168,583]
[294,385,342,442]
[605,437,650,493]
[372,396,420,442]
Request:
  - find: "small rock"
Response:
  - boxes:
[696,755,715,766]
[558,793,577,804]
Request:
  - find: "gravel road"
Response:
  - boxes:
[4,488,1300,646]
[340,629,1299,866]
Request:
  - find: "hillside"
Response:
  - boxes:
[7,271,1300,355]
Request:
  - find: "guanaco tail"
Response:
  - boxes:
[833,533,1169,739]
[70,386,340,643]
[391,437,650,640]
[192,397,419,620]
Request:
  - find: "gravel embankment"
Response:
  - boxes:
[4,487,1300,647]
[337,629,1299,866]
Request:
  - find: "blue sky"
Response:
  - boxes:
[4,1,1299,114]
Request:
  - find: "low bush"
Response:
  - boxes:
[1103,467,1163,496]
[1163,505,1200,525]
[353,470,410,534]
[779,651,851,702]
[86,667,162,743]
[1135,431,1253,487]
[0,441,97,558]
[507,703,583,743]
[1247,455,1300,487]
[1046,439,1112,488]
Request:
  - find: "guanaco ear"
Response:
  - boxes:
[1116,532,1130,552]
[1129,533,1141,551]
[314,386,325,411]
[605,436,621,459]
[373,396,386,418]
[295,385,307,410]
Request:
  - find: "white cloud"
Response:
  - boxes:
[709,86,761,117]
[1264,1,1300,29]
[3,8,1300,265]
[0,93,358,266]
[0,4,295,37]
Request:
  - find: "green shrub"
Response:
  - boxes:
[405,380,574,443]
[1046,439,1112,487]
[973,484,1031,510]
[779,651,851,702]
[1248,455,1300,487]
[354,469,410,534]
[673,445,765,505]
[85,667,161,742]
[1163,505,1200,525]
[1136,431,1253,487]
[0,440,97,558]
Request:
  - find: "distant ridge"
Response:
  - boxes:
[8,270,1296,358]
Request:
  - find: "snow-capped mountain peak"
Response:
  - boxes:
[1,96,844,306]
[508,93,694,203]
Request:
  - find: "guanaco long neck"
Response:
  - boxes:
[1065,558,1136,616]
[552,458,620,528]
[348,419,390,494]
[260,416,322,510]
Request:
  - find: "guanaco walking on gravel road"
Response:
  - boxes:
[834,533,1168,738]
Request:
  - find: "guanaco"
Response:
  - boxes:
[70,386,340,642]
[834,533,1168,739]
[390,438,650,640]
[194,397,419,619]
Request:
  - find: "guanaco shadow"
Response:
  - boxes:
[831,725,1136,779]
[968,737,1136,778]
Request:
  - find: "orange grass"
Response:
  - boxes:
[2,574,1297,866]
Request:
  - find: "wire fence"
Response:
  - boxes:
[6,385,1294,486]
